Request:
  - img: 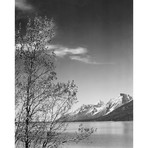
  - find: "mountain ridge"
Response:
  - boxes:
[60,93,133,122]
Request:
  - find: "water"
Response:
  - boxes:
[63,121,133,148]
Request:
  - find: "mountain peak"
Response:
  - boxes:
[120,93,133,104]
[97,100,104,107]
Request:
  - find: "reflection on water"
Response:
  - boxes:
[63,121,133,148]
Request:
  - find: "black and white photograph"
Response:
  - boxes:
[14,0,133,148]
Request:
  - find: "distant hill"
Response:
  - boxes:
[60,93,133,122]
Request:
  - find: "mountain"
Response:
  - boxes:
[96,100,133,121]
[105,93,132,115]
[61,93,133,122]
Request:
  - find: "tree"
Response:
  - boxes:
[15,16,94,148]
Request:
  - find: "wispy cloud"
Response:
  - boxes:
[46,45,87,57]
[70,56,114,65]
[15,0,33,10]
[46,44,113,65]
[70,55,98,64]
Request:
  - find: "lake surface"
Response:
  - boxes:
[63,121,133,148]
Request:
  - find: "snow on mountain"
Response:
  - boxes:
[76,101,105,116]
[105,93,133,115]
[65,93,132,121]
[92,105,106,115]
[61,93,133,122]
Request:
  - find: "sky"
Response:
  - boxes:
[15,0,133,108]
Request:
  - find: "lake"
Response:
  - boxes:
[63,121,133,148]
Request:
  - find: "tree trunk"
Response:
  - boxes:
[25,83,29,148]
[25,55,34,148]
[25,75,31,148]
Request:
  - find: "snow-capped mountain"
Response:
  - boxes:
[71,100,105,116]
[106,93,132,114]
[64,93,133,122]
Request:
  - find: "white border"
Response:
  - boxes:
[0,0,15,148]
[134,0,148,148]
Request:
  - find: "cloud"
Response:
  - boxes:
[46,44,114,65]
[46,45,87,57]
[70,55,98,64]
[70,56,114,65]
[15,0,33,10]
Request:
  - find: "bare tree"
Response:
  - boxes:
[15,16,94,148]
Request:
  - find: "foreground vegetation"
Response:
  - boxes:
[15,16,94,148]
